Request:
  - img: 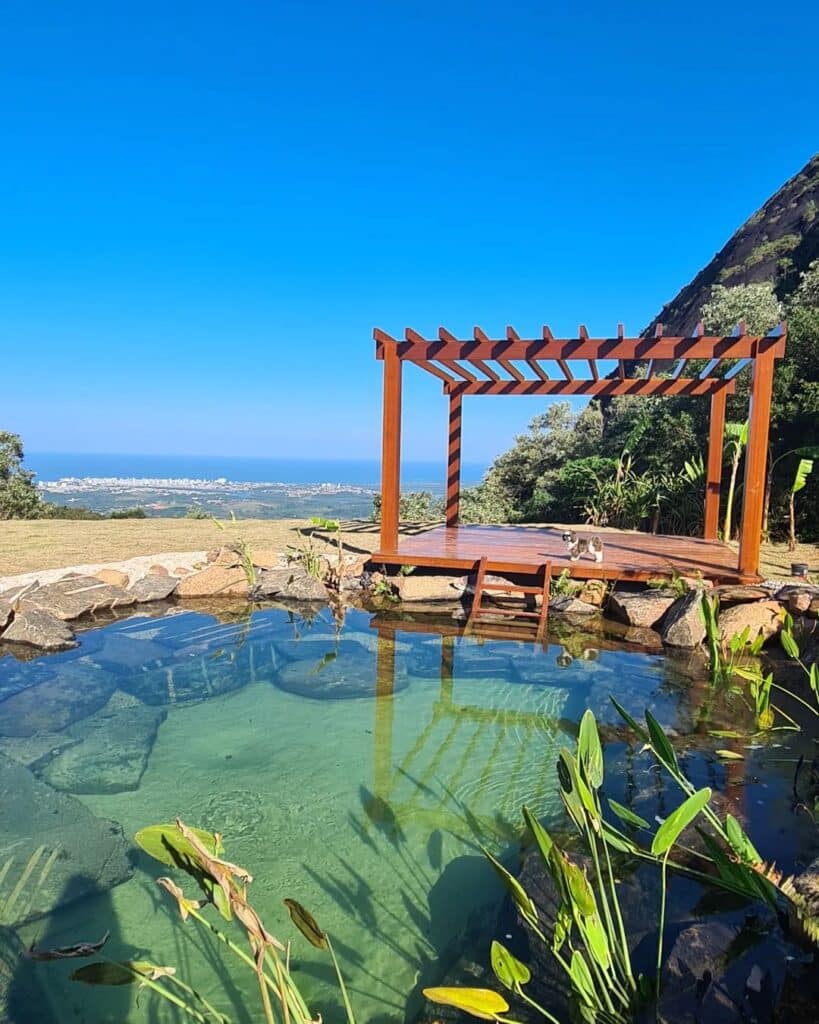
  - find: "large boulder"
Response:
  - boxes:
[608,589,677,628]
[662,590,707,648]
[718,601,783,646]
[394,573,468,602]
[578,579,607,606]
[249,548,283,571]
[19,575,136,621]
[775,584,819,617]
[0,753,132,925]
[1,609,76,651]
[40,693,166,794]
[0,601,11,631]
[176,565,251,598]
[127,574,179,603]
[549,596,599,616]
[254,565,329,602]
[714,584,771,604]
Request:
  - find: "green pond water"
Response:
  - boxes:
[0,603,815,1023]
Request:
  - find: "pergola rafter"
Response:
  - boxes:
[375,321,787,580]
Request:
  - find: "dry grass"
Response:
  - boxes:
[0,517,815,582]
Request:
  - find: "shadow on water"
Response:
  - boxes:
[4,875,130,1024]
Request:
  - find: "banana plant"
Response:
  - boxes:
[722,420,748,541]
[762,445,819,540]
[788,457,814,551]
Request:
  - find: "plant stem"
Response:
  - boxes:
[655,852,670,1023]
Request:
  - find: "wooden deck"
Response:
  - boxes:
[373,524,754,583]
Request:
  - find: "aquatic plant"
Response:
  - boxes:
[44,820,356,1024]
[287,527,323,579]
[310,516,345,587]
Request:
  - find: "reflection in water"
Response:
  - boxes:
[0,603,815,1022]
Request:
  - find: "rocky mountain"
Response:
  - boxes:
[646,154,819,335]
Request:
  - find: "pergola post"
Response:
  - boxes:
[738,343,777,577]
[379,342,402,554]
[704,388,727,540]
[445,392,462,526]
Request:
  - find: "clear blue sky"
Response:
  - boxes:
[1,1,817,468]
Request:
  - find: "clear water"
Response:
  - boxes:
[0,605,815,1023]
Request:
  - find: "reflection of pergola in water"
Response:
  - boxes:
[373,321,787,582]
[370,618,565,838]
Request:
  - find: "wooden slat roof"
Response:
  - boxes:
[374,322,787,398]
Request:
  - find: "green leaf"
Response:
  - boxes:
[791,458,814,495]
[645,711,679,773]
[725,814,761,863]
[134,823,232,921]
[651,788,712,855]
[607,799,649,830]
[610,697,649,742]
[780,630,801,660]
[569,951,596,1007]
[283,898,329,950]
[522,805,554,863]
[577,710,604,790]
[490,940,531,990]
[716,750,744,760]
[423,987,509,1021]
[70,962,166,987]
[562,857,596,917]
[581,913,611,972]
[483,847,538,927]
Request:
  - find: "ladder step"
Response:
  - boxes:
[480,582,543,595]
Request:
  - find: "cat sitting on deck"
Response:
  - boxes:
[562,531,604,563]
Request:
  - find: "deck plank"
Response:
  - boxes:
[373,525,754,583]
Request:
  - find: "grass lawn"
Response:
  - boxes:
[0,517,815,581]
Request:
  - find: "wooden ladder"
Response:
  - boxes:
[467,556,553,641]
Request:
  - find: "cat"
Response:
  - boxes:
[562,530,604,563]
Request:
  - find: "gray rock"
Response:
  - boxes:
[0,731,79,769]
[254,565,329,602]
[775,584,819,616]
[128,574,179,603]
[0,664,117,737]
[274,639,408,699]
[549,596,599,616]
[1,609,76,651]
[41,698,166,794]
[20,575,137,621]
[0,601,11,631]
[608,588,676,628]
[714,584,772,604]
[662,590,707,648]
[394,573,468,602]
[0,753,131,925]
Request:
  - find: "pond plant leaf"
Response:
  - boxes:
[577,710,604,790]
[70,961,174,987]
[569,951,595,1007]
[283,898,329,950]
[490,940,530,989]
[423,986,510,1021]
[522,805,554,864]
[607,800,649,830]
[645,711,680,774]
[652,788,712,856]
[482,847,538,927]
[610,697,649,742]
[25,931,110,961]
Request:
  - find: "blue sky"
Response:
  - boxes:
[1,1,817,469]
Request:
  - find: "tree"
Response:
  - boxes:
[722,420,748,541]
[788,458,814,552]
[701,282,783,335]
[0,432,43,519]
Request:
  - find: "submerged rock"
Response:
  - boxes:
[40,695,166,794]
[0,753,131,925]
[1,609,76,652]
[274,639,408,699]
[0,664,117,737]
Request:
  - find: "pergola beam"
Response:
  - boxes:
[444,377,737,397]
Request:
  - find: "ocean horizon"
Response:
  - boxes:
[27,452,488,490]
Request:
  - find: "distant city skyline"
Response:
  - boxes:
[2,2,817,463]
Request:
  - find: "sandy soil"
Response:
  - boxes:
[0,517,815,583]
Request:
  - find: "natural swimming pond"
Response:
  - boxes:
[0,603,816,1022]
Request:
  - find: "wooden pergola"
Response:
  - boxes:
[374,321,787,581]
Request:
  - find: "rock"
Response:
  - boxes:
[211,544,243,568]
[274,639,408,700]
[95,568,130,588]
[0,665,117,737]
[394,574,468,602]
[176,565,251,598]
[775,584,819,616]
[254,565,329,602]
[578,579,607,606]
[718,601,783,646]
[0,753,131,924]
[608,588,677,628]
[0,601,11,631]
[174,566,192,577]
[0,730,79,769]
[19,575,136,621]
[250,548,283,570]
[662,590,707,648]
[41,698,166,794]
[714,584,771,604]
[148,563,170,576]
[1,610,76,651]
[549,596,599,615]
[128,574,179,603]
